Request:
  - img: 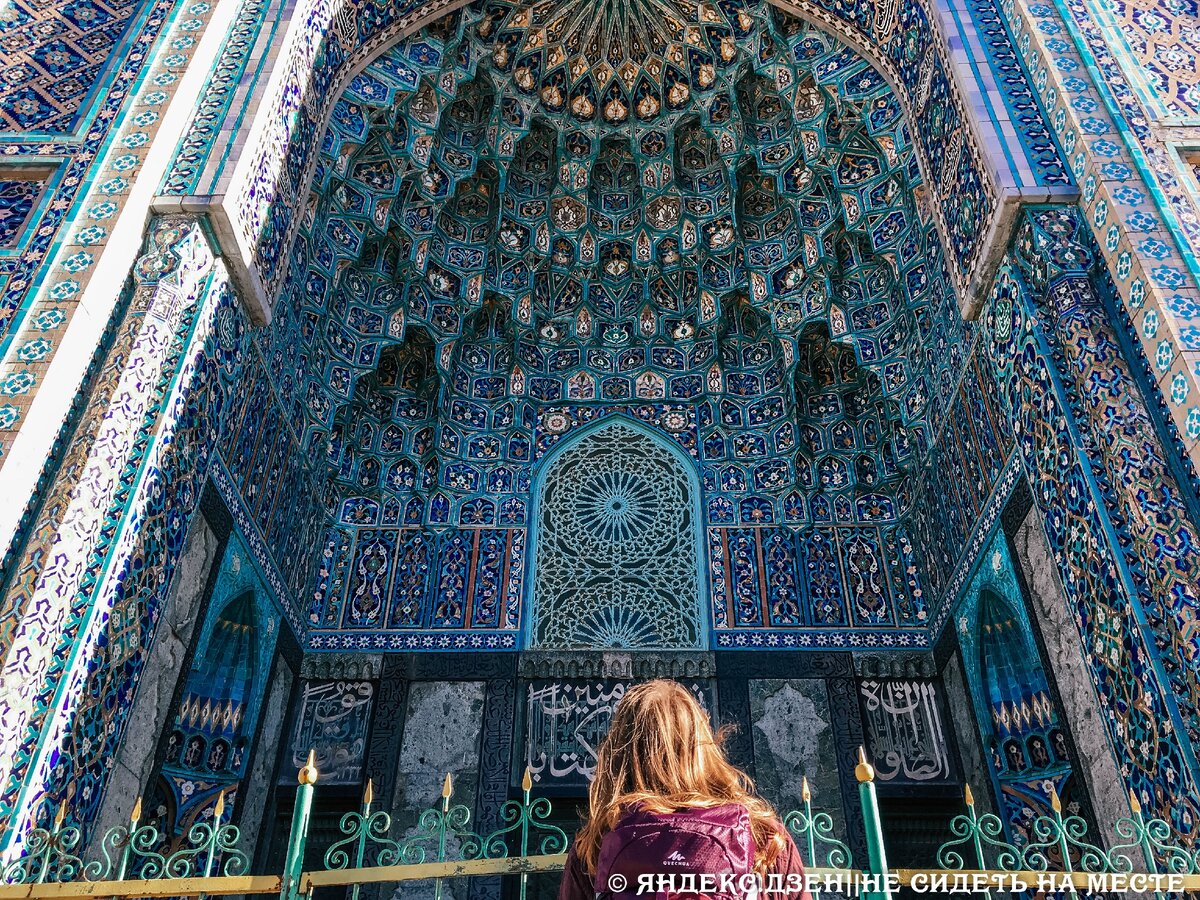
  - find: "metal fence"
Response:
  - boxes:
[2,749,1199,900]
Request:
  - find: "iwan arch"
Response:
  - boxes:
[0,0,1197,873]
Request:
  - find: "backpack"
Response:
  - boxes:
[593,804,758,900]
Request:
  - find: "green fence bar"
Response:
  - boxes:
[855,747,893,900]
[7,744,1200,898]
[280,752,317,900]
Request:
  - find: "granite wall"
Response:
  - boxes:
[86,511,219,848]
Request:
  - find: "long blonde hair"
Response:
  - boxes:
[575,679,786,876]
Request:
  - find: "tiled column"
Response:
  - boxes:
[981,205,1200,834]
[1016,206,1200,745]
[0,215,248,855]
[1000,0,1200,467]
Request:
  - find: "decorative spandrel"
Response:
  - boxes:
[530,422,704,649]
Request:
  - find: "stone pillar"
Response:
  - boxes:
[1008,502,1131,848]
[939,653,996,818]
[467,678,516,900]
[237,649,298,856]
[85,507,222,845]
[980,205,1200,832]
[0,215,248,854]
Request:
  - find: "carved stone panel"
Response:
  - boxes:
[858,678,955,784]
[523,680,712,789]
[285,679,375,786]
[749,679,843,839]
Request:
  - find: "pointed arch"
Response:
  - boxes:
[525,416,708,649]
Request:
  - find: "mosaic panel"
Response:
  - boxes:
[960,0,1071,185]
[1078,0,1200,118]
[215,0,1000,320]
[996,0,1200,471]
[0,175,45,248]
[0,0,155,132]
[1013,206,1200,751]
[956,531,1092,849]
[217,346,325,609]
[531,420,704,650]
[308,525,524,649]
[0,0,231,465]
[150,535,281,842]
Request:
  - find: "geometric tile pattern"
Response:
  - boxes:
[1014,205,1200,762]
[1001,0,1200,475]
[246,6,1035,651]
[0,0,153,132]
[0,0,227,463]
[274,10,976,648]
[0,218,247,851]
[219,0,1001,314]
[0,175,44,247]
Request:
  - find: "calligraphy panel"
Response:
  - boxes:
[524,680,712,789]
[858,679,955,784]
[285,680,375,785]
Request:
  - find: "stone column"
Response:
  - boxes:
[238,650,299,854]
[0,215,248,854]
[84,509,222,845]
[1008,503,1131,848]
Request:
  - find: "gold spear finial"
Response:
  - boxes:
[131,796,143,823]
[442,772,453,799]
[54,800,67,831]
[364,778,374,806]
[1050,786,1062,814]
[521,767,533,793]
[1129,789,1141,815]
[854,747,875,783]
[214,791,226,820]
[964,784,975,807]
[801,776,811,803]
[298,749,319,785]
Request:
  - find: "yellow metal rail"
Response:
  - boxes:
[3,861,1198,899]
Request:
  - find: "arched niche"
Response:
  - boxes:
[526,417,708,650]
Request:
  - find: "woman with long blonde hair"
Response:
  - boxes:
[558,680,810,900]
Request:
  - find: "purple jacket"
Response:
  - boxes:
[557,804,811,900]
